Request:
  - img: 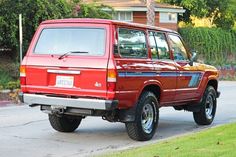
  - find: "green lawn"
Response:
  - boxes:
[101,123,236,157]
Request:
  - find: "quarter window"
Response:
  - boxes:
[168,34,188,61]
[118,28,147,58]
[149,31,170,59]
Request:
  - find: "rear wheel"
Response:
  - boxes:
[125,91,159,141]
[48,114,82,132]
[193,86,217,125]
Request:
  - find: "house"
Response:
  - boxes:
[83,0,185,31]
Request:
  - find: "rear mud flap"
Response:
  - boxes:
[119,107,136,122]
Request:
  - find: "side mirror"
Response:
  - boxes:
[189,50,197,66]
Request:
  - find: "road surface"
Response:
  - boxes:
[0,81,236,157]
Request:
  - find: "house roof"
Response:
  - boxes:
[82,0,185,13]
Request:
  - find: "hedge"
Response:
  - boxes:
[179,27,236,65]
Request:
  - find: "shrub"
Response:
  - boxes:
[0,70,13,88]
[5,81,20,90]
[1,62,20,80]
[0,59,19,88]
[179,27,236,65]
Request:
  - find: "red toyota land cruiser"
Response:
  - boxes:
[20,18,220,141]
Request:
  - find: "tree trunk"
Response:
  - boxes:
[146,0,155,26]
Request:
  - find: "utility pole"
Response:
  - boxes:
[19,14,23,63]
[146,0,155,26]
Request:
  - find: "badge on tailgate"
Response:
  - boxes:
[55,76,74,88]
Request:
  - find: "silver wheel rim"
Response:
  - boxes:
[141,103,154,134]
[205,94,214,119]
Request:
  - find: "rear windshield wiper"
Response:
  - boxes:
[58,51,88,60]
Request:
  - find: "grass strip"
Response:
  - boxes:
[101,123,236,157]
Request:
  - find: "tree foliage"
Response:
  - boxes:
[0,0,112,59]
[179,27,236,65]
[159,0,235,29]
[0,0,72,57]
[76,3,112,19]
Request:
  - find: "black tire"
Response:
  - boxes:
[48,114,82,132]
[193,86,217,125]
[125,91,159,141]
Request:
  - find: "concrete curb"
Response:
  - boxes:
[0,89,18,93]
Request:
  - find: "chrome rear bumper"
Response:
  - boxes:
[20,93,118,110]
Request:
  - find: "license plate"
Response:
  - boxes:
[55,76,74,88]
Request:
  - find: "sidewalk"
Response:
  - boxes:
[0,101,17,107]
[0,98,20,107]
[0,89,20,107]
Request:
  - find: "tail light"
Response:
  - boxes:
[107,69,116,91]
[20,65,26,85]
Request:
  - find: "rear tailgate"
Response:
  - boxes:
[23,23,111,99]
[25,57,108,98]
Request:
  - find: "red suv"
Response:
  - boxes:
[20,19,220,141]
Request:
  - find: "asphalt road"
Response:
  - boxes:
[0,81,236,157]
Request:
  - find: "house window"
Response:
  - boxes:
[159,12,177,23]
[113,12,133,22]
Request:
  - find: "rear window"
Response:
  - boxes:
[34,28,106,56]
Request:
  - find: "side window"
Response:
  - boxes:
[154,32,170,59]
[118,28,147,58]
[168,34,188,61]
[148,31,170,60]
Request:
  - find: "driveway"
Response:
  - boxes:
[0,81,235,157]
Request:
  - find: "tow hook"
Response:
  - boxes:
[51,105,66,114]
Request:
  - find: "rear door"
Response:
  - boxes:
[25,23,111,99]
[148,31,177,103]
[114,27,153,108]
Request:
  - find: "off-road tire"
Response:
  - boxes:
[125,91,159,141]
[193,86,217,125]
[49,114,82,132]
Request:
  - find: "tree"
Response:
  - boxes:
[76,3,112,19]
[0,0,73,59]
[0,0,112,60]
[159,0,235,29]
[146,0,155,26]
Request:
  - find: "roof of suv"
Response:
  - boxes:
[41,18,177,34]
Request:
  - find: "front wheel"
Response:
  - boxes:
[125,91,159,141]
[49,114,82,132]
[193,86,217,125]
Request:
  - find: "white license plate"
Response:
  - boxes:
[55,76,74,88]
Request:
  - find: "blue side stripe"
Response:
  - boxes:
[118,72,158,77]
[118,72,126,77]
[188,73,202,87]
[118,72,181,77]
[118,71,202,76]
[118,71,202,88]
[159,72,178,77]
